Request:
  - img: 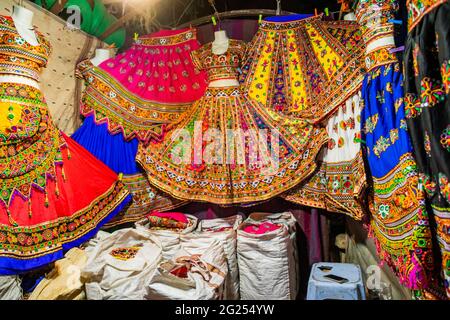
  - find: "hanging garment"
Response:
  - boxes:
[71,28,206,227]
[136,39,327,205]
[82,28,207,142]
[354,0,435,293]
[284,93,367,220]
[404,0,450,297]
[241,14,366,122]
[0,15,131,275]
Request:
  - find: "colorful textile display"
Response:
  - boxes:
[241,14,366,122]
[71,29,205,227]
[404,0,450,297]
[355,1,435,292]
[83,28,207,142]
[284,93,367,220]
[0,15,131,275]
[136,39,327,205]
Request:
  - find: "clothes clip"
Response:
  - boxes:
[259,14,263,24]
[237,67,243,75]
[133,33,139,41]
[211,16,217,26]
[314,8,318,16]
[324,7,329,16]
[389,46,405,53]
[388,19,403,25]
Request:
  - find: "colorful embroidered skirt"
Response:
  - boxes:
[241,14,365,122]
[71,116,187,228]
[136,86,327,205]
[0,83,131,274]
[361,63,435,291]
[78,28,207,143]
[404,1,450,296]
[284,93,367,220]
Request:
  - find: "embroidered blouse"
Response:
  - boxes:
[0,15,51,82]
[356,0,398,71]
[190,39,246,83]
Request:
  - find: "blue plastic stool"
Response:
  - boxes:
[307,263,366,300]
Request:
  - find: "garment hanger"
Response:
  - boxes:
[276,0,282,16]
[208,0,222,30]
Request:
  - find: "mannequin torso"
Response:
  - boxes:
[0,5,40,89]
[209,30,239,88]
[90,49,113,67]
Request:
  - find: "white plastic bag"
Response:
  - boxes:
[181,215,243,300]
[146,240,228,300]
[135,214,198,260]
[82,228,162,300]
[238,212,299,300]
[0,276,22,300]
[247,212,300,298]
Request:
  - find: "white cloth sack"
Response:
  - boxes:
[181,214,243,300]
[0,276,22,300]
[238,212,299,300]
[146,240,228,300]
[135,214,198,260]
[82,228,162,300]
[247,212,300,297]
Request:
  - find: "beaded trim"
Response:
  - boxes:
[136,28,197,46]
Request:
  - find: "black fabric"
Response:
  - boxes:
[404,0,450,298]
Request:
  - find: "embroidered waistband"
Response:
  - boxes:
[136,28,197,46]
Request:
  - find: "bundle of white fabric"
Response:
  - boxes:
[146,240,228,300]
[0,276,22,300]
[181,214,243,300]
[237,212,299,300]
[82,228,162,300]
[135,214,198,260]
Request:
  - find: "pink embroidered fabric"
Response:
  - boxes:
[99,28,207,104]
[148,211,189,224]
[243,222,281,234]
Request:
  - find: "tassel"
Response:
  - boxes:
[28,199,32,219]
[55,181,60,198]
[61,167,66,182]
[44,190,49,208]
[118,173,123,181]
[7,209,18,227]
[66,148,71,160]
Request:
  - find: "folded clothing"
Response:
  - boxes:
[242,221,281,235]
[146,211,189,230]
